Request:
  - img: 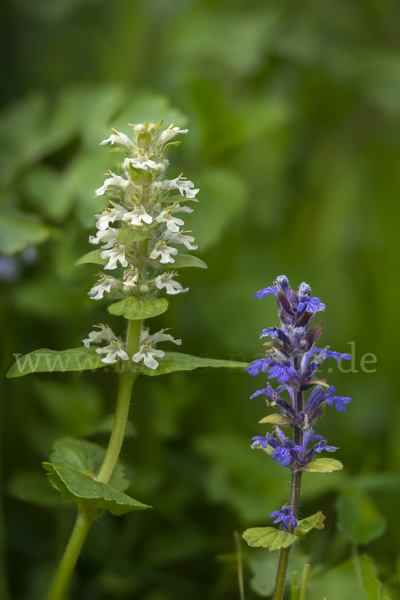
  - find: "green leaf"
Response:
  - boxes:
[170,254,207,269]
[294,511,325,538]
[301,458,343,473]
[142,351,249,376]
[43,463,150,516]
[336,491,387,545]
[118,226,152,245]
[6,347,105,378]
[108,297,168,320]
[7,471,64,507]
[75,249,107,266]
[0,209,51,255]
[258,414,293,426]
[50,437,129,492]
[243,527,297,551]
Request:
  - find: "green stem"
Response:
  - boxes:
[97,319,141,483]
[233,531,245,600]
[298,563,309,600]
[46,511,94,600]
[273,382,304,600]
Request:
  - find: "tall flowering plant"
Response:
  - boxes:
[243,275,351,600]
[7,120,246,600]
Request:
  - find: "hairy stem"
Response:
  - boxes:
[299,563,309,600]
[46,511,95,600]
[273,384,304,600]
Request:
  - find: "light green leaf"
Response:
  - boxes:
[243,527,297,551]
[0,209,51,255]
[143,352,249,376]
[6,347,105,378]
[118,226,152,245]
[294,511,325,538]
[108,297,168,320]
[75,249,107,266]
[50,437,129,492]
[301,458,343,473]
[258,414,293,426]
[170,254,207,269]
[43,463,150,516]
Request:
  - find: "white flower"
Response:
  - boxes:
[162,175,199,199]
[96,339,129,364]
[164,229,197,250]
[83,324,115,348]
[123,266,139,288]
[101,244,130,270]
[89,227,119,249]
[146,328,182,345]
[122,204,153,226]
[88,273,121,300]
[95,171,135,196]
[123,151,157,171]
[155,208,185,232]
[149,181,162,204]
[153,271,189,295]
[149,240,178,264]
[132,344,165,370]
[156,124,188,146]
[100,129,135,149]
[95,204,126,231]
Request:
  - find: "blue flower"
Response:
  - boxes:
[324,386,351,412]
[315,347,351,363]
[297,296,326,314]
[254,285,279,300]
[260,327,279,339]
[270,504,297,530]
[268,359,297,383]
[252,427,305,467]
[302,428,339,463]
[246,358,273,376]
[250,385,294,414]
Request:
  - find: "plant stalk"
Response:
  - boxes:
[272,382,304,600]
[46,511,95,600]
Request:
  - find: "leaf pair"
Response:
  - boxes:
[243,511,326,552]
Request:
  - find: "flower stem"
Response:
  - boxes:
[298,563,309,600]
[97,318,141,484]
[273,385,304,600]
[46,510,94,600]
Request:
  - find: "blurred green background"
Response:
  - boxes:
[1,0,400,598]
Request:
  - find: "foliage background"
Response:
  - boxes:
[1,0,400,598]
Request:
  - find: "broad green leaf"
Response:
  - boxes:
[0,209,51,255]
[43,463,150,516]
[143,351,248,376]
[118,226,152,244]
[6,347,105,378]
[301,458,343,473]
[170,254,207,269]
[7,471,64,507]
[75,249,107,266]
[50,437,129,492]
[294,511,325,538]
[108,297,168,320]
[336,491,386,545]
[258,414,293,426]
[243,527,297,551]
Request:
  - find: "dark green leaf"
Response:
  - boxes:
[294,511,325,538]
[108,297,168,320]
[301,458,343,473]
[143,351,249,376]
[7,471,64,507]
[6,347,105,378]
[75,249,107,266]
[243,527,297,551]
[43,463,150,516]
[170,254,207,269]
[50,437,129,492]
[336,492,386,545]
